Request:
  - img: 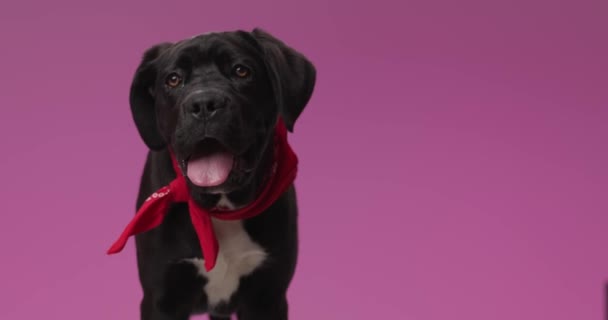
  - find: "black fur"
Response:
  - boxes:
[127,29,315,319]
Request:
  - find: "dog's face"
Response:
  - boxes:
[129,29,315,206]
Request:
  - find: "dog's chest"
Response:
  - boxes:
[186,218,267,307]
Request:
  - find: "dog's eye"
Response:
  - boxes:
[166,73,182,88]
[233,65,251,78]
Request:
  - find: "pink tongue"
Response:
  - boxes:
[187,152,234,187]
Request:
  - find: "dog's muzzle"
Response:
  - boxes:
[183,89,231,121]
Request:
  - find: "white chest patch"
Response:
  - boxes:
[185,218,267,307]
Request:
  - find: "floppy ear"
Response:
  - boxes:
[251,28,316,132]
[129,42,173,150]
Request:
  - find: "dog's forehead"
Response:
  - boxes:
[186,32,222,44]
[189,31,214,39]
[179,31,249,49]
[167,32,259,63]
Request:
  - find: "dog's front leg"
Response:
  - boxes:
[140,260,204,320]
[237,295,288,320]
[140,296,189,320]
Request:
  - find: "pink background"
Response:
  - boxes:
[0,0,607,319]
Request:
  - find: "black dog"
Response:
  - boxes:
[126,29,315,319]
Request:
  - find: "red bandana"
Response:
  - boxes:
[107,119,298,271]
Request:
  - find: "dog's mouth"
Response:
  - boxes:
[181,138,237,188]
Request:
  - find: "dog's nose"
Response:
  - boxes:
[187,93,227,119]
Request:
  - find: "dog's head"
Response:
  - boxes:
[129,29,315,208]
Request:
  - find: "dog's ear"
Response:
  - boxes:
[251,28,316,132]
[129,42,173,150]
